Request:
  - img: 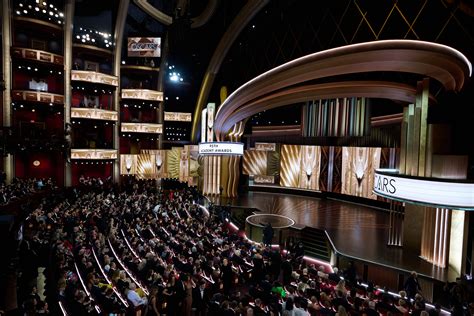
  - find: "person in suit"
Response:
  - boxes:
[192,280,210,316]
[404,271,422,299]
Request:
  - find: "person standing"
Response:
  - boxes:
[404,271,422,299]
[263,222,274,246]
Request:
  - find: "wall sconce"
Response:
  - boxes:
[155,154,163,170]
[125,156,133,174]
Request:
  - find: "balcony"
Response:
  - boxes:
[121,89,163,101]
[71,70,118,87]
[12,90,64,104]
[71,108,118,121]
[164,111,192,122]
[71,149,117,160]
[13,15,63,33]
[121,122,162,134]
[11,47,63,66]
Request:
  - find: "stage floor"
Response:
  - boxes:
[218,191,455,282]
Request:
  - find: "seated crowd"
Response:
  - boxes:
[0,177,55,205]
[18,178,469,316]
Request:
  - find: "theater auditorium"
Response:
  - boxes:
[0,0,473,315]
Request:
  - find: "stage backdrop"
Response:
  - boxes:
[341,147,381,199]
[244,144,393,200]
[280,145,321,190]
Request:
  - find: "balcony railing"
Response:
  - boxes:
[70,149,118,160]
[71,70,118,87]
[71,108,118,121]
[12,90,64,104]
[121,89,163,101]
[120,122,162,134]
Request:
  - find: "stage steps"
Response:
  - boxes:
[299,226,331,263]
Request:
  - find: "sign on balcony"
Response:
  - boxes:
[71,108,118,121]
[121,123,163,134]
[71,70,118,86]
[164,112,192,122]
[121,89,163,101]
[71,149,118,160]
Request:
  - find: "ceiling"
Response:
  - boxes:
[72,0,474,158]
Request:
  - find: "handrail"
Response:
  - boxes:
[107,238,149,295]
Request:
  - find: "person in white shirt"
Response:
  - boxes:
[127,283,147,307]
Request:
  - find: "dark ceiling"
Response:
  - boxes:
[72,0,474,155]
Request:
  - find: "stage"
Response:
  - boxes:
[218,191,456,283]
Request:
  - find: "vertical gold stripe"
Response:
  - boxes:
[406,104,415,175]
[418,78,429,177]
[399,107,408,173]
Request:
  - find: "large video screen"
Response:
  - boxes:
[280,145,321,190]
[258,145,387,200]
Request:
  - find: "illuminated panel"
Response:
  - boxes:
[11,47,64,65]
[71,70,118,86]
[12,90,64,104]
[255,142,276,151]
[164,111,192,122]
[71,149,118,160]
[254,175,275,184]
[243,150,267,175]
[121,89,163,101]
[374,170,474,210]
[198,142,244,156]
[121,122,162,134]
[71,108,118,121]
[127,37,161,57]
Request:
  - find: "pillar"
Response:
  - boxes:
[2,0,13,184]
[112,0,130,182]
[63,0,75,186]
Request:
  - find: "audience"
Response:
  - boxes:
[0,177,55,205]
[14,177,471,316]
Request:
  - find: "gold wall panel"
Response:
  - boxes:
[136,154,158,179]
[71,70,118,86]
[280,144,302,188]
[179,147,189,182]
[298,146,321,190]
[167,147,182,179]
[243,150,267,176]
[140,150,168,177]
[341,147,381,199]
[120,154,138,175]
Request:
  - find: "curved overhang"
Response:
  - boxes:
[216,81,436,138]
[214,40,471,139]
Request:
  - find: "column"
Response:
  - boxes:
[112,0,130,182]
[63,0,75,186]
[2,0,13,184]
